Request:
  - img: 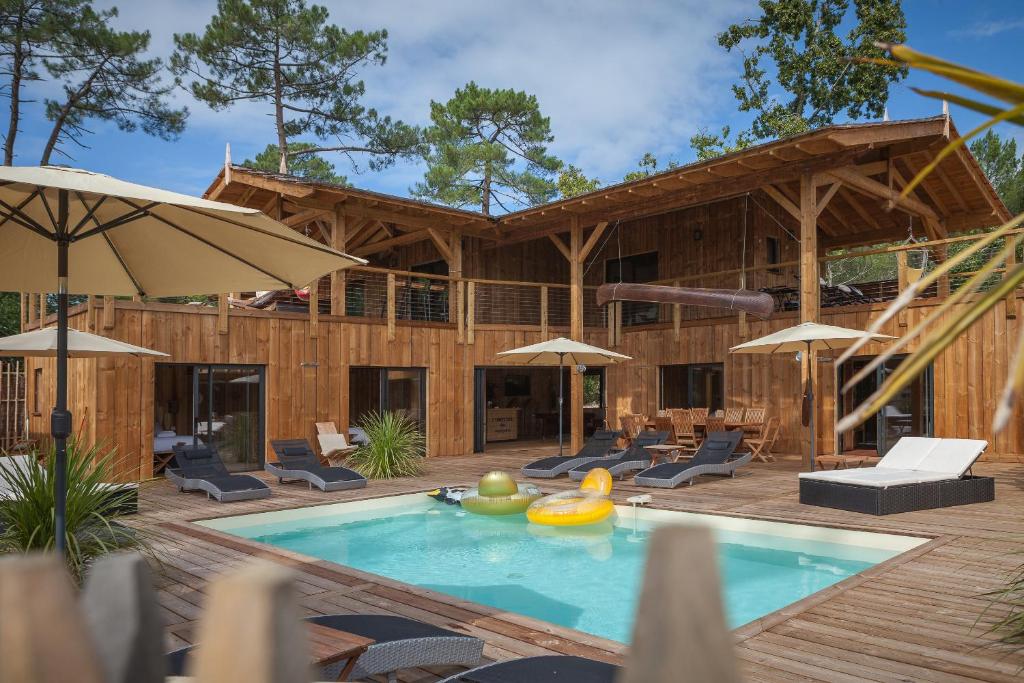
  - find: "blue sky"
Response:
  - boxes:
[10,0,1024,205]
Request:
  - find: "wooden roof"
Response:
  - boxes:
[204,116,1008,252]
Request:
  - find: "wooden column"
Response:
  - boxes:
[1006,241,1018,319]
[308,281,318,338]
[569,216,584,454]
[540,285,549,338]
[85,295,95,331]
[102,296,115,330]
[37,293,45,324]
[330,206,346,317]
[217,295,229,335]
[800,173,819,467]
[896,251,910,327]
[448,231,462,327]
[25,293,35,328]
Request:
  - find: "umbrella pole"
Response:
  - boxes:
[53,191,72,557]
[558,353,564,457]
[807,340,816,473]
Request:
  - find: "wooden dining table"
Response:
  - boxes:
[306,622,374,681]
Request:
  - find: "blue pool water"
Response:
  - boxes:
[206,497,913,643]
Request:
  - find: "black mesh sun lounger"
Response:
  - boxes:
[634,430,750,488]
[567,431,669,481]
[521,430,621,478]
[438,655,619,683]
[266,439,367,492]
[164,444,271,503]
[167,614,484,682]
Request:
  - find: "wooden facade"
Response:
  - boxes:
[20,116,1024,481]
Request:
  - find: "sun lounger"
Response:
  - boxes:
[567,431,669,481]
[438,655,619,682]
[799,437,993,515]
[634,430,750,489]
[521,430,621,478]
[165,444,271,503]
[266,439,367,492]
[167,614,484,682]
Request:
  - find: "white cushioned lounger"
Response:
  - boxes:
[799,437,987,487]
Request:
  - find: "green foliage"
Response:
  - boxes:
[623,152,677,182]
[0,292,20,336]
[693,0,907,159]
[690,125,755,161]
[985,558,1024,653]
[413,82,561,214]
[0,0,88,163]
[243,142,347,184]
[39,5,186,164]
[347,411,425,479]
[172,0,420,175]
[0,438,148,583]
[557,164,600,198]
[970,130,1024,215]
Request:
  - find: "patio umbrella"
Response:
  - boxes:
[0,165,362,555]
[729,322,893,471]
[0,327,169,358]
[496,338,631,456]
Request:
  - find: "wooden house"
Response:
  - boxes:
[19,115,1022,481]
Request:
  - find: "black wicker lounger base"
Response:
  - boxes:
[439,655,619,682]
[799,475,994,515]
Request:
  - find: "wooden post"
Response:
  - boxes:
[308,280,318,338]
[570,216,584,454]
[37,293,46,324]
[934,243,951,298]
[800,173,819,468]
[102,296,115,330]
[330,206,346,317]
[85,295,95,331]
[386,273,396,341]
[540,285,549,338]
[467,281,475,344]
[27,292,37,327]
[673,279,682,342]
[448,230,462,325]
[896,250,909,327]
[1006,240,1018,319]
[456,280,465,343]
[218,294,229,335]
[19,293,27,330]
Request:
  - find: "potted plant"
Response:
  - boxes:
[347,411,425,479]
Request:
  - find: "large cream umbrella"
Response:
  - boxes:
[497,338,632,456]
[0,165,362,555]
[729,322,893,470]
[0,327,169,357]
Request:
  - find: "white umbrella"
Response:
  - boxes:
[0,165,362,556]
[730,322,893,470]
[497,338,632,456]
[0,327,168,357]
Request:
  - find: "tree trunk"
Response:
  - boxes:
[481,163,491,215]
[273,36,287,174]
[4,23,24,166]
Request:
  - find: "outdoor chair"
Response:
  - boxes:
[266,439,367,492]
[521,430,621,478]
[619,414,642,446]
[652,415,676,444]
[568,431,669,481]
[690,407,709,424]
[668,409,698,453]
[724,407,744,423]
[167,614,484,682]
[315,421,359,465]
[634,431,750,489]
[705,415,726,433]
[165,444,271,503]
[438,655,618,683]
[746,416,779,462]
[799,437,993,515]
[743,407,766,425]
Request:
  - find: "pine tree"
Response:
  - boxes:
[557,164,600,198]
[243,142,347,185]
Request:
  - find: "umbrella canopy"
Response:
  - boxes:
[0,327,168,357]
[496,337,632,366]
[729,322,894,355]
[0,165,363,296]
[497,338,631,456]
[729,322,893,471]
[0,165,362,558]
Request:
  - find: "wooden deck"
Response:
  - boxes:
[134,447,1024,682]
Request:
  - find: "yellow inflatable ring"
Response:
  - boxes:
[526,468,615,527]
[460,471,542,515]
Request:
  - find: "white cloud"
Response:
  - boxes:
[950,17,1024,38]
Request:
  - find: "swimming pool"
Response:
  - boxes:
[200,493,926,643]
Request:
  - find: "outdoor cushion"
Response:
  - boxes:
[915,439,988,477]
[799,468,954,487]
[307,614,465,642]
[200,474,267,492]
[875,437,941,471]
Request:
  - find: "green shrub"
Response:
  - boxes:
[347,411,425,479]
[0,438,149,583]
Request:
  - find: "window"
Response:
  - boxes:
[32,367,42,414]
[766,236,781,274]
[605,251,659,326]
[659,363,724,411]
[350,367,427,433]
[408,260,449,322]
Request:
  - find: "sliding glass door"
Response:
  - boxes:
[659,363,725,411]
[349,367,427,432]
[839,356,933,456]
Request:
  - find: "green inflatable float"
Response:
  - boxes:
[460,471,541,515]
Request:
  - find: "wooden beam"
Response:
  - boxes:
[762,185,801,221]
[548,233,571,262]
[816,182,841,218]
[426,228,453,264]
[281,207,329,228]
[102,296,115,330]
[229,170,315,198]
[217,295,229,335]
[345,219,379,251]
[837,187,881,231]
[447,230,462,327]
[207,177,227,201]
[351,229,430,258]
[800,173,819,323]
[578,221,609,263]
[826,167,940,222]
[569,216,584,454]
[341,204,489,234]
[330,207,346,317]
